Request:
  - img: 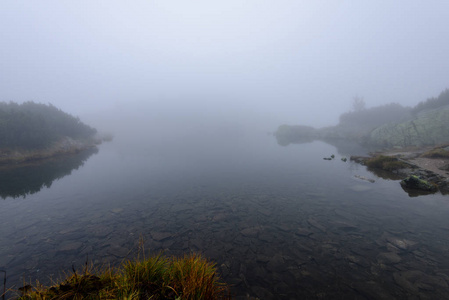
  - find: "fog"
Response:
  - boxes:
[4,4,449,296]
[1,1,449,133]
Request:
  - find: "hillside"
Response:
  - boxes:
[0,102,100,164]
[275,88,449,149]
[368,106,449,148]
[0,101,97,150]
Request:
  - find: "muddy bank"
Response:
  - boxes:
[351,146,449,196]
[0,137,101,167]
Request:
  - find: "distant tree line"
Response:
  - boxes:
[338,103,411,129]
[0,101,97,149]
[411,89,449,115]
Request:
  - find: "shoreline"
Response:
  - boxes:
[352,145,449,196]
[0,137,101,167]
[371,146,449,179]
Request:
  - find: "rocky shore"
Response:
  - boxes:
[351,145,449,196]
[0,137,101,166]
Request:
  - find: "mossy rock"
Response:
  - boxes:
[400,175,438,192]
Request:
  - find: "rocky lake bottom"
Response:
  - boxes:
[1,140,449,299]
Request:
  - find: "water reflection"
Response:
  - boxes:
[279,136,448,198]
[275,134,370,157]
[275,135,315,147]
[364,167,403,181]
[2,138,449,299]
[0,148,98,199]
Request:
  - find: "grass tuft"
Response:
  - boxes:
[16,252,231,300]
[168,254,228,300]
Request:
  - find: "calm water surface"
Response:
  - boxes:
[1,131,449,299]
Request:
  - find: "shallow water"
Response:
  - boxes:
[1,131,449,299]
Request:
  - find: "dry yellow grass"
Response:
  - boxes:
[15,252,231,300]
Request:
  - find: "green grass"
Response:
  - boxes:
[15,252,231,300]
[365,155,408,171]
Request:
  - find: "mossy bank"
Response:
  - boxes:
[0,137,102,166]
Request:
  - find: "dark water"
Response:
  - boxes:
[1,130,449,299]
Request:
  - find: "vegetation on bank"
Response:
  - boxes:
[16,253,231,300]
[0,102,96,150]
[420,145,449,158]
[365,155,409,171]
[411,88,449,115]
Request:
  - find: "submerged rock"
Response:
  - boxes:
[393,271,448,294]
[385,236,419,252]
[354,175,375,183]
[377,252,402,264]
[241,227,260,237]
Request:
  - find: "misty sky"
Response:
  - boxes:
[1,1,449,129]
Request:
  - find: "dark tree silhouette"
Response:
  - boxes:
[352,96,366,112]
[411,89,449,115]
[0,102,97,149]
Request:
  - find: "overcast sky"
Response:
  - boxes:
[1,1,449,128]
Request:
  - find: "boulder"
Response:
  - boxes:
[400,175,437,192]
